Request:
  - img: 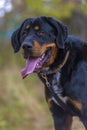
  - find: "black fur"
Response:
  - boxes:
[45,17,68,49]
[11,16,87,130]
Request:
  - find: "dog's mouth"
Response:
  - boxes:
[21,49,51,79]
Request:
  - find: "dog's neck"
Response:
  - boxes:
[40,49,70,75]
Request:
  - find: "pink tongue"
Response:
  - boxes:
[21,58,40,79]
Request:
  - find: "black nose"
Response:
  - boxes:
[22,42,32,50]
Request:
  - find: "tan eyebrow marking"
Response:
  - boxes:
[25,25,30,29]
[34,26,40,30]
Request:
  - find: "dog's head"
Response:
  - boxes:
[11,16,68,78]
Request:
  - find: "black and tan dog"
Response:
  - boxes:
[11,16,87,130]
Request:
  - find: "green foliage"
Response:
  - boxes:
[25,0,75,19]
[81,4,87,16]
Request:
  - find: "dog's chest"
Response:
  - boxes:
[48,72,68,105]
[51,72,62,94]
[52,72,61,85]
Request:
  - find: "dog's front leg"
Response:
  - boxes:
[45,87,73,130]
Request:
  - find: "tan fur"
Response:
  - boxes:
[34,26,40,30]
[32,41,57,67]
[68,98,82,112]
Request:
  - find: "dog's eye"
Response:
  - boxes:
[22,31,27,37]
[25,25,30,30]
[37,31,45,36]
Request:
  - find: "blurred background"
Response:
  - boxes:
[0,0,87,130]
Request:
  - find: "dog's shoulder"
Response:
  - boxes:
[60,35,87,89]
[65,35,87,60]
[65,35,87,48]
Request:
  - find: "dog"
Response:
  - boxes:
[11,16,87,130]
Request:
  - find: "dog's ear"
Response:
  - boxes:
[11,28,21,53]
[44,17,68,49]
[11,18,33,53]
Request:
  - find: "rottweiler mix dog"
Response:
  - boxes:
[11,16,87,130]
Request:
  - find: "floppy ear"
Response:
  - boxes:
[44,17,68,49]
[11,18,33,53]
[11,28,21,53]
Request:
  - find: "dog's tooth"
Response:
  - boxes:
[40,58,42,61]
[42,54,45,58]
[41,56,43,58]
[36,63,39,66]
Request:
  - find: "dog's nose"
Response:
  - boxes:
[22,42,32,50]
